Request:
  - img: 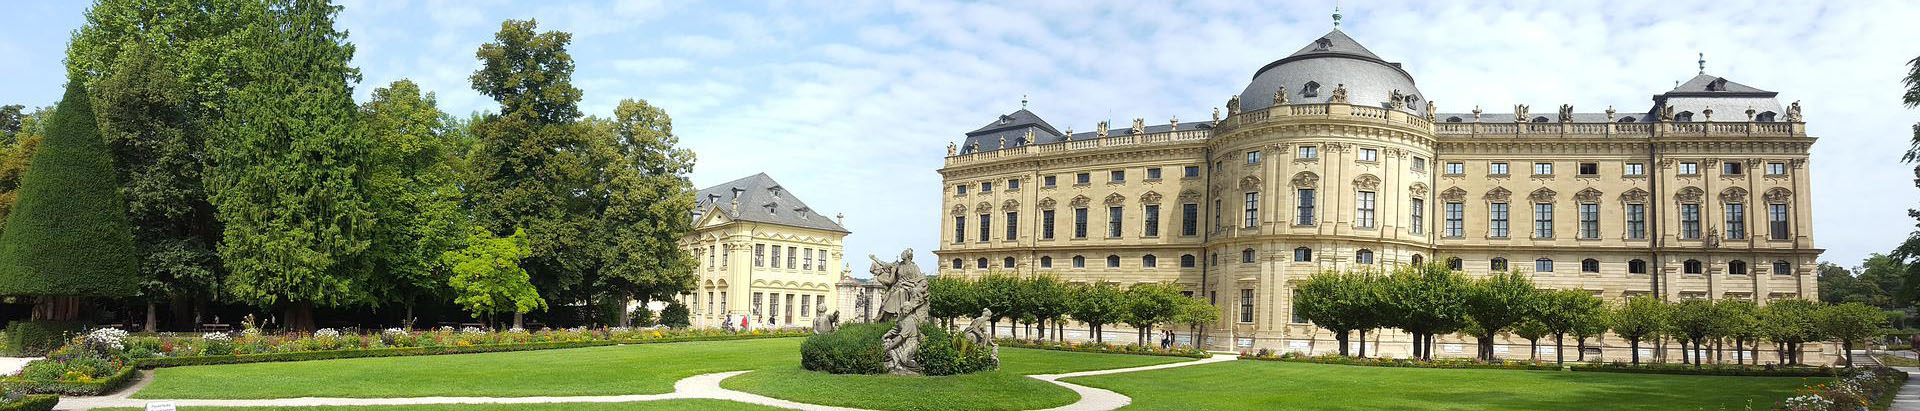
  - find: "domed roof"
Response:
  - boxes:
[1238,29,1426,116]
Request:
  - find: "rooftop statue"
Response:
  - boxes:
[1274,86,1289,105]
[1328,84,1348,103]
[1130,118,1146,134]
[1096,121,1109,138]
[1227,94,1241,115]
[1786,100,1802,122]
[1514,104,1529,122]
[1558,104,1573,123]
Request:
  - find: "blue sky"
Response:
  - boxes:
[2,0,1917,274]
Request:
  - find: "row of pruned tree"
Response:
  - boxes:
[0,0,698,330]
[1295,262,1887,367]
[928,273,1220,347]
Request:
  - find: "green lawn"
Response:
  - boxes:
[134,337,804,399]
[98,400,779,410]
[1065,360,1817,410]
[715,348,1193,411]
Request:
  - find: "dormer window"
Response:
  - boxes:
[1617,116,1637,123]
[998,114,1014,125]
[1707,78,1728,91]
[1676,111,1694,122]
[1445,116,1463,122]
[1314,37,1333,51]
[1530,116,1549,123]
[1756,111,1777,122]
[763,202,777,215]
[768,186,783,198]
[1302,82,1320,98]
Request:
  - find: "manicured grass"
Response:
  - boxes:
[716,347,1191,411]
[1876,354,1920,367]
[134,337,803,399]
[1065,360,1817,410]
[97,399,779,410]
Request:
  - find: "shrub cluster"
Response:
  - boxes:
[1237,350,1839,377]
[802,322,999,376]
[0,393,58,411]
[118,326,784,359]
[1,321,83,356]
[1778,367,1907,410]
[997,338,1210,359]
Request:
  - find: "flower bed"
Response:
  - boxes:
[1777,366,1906,410]
[1238,350,1837,377]
[995,339,1211,359]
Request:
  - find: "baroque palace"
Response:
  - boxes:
[682,173,849,330]
[934,29,1823,362]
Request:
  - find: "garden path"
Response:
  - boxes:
[0,356,38,375]
[1894,367,1920,411]
[55,353,1240,411]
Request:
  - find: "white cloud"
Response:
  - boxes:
[664,35,737,57]
[611,57,693,76]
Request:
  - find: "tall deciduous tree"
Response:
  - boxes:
[360,79,467,323]
[1512,319,1549,361]
[1610,296,1668,365]
[1023,274,1071,341]
[928,276,979,329]
[1463,271,1539,361]
[1123,283,1182,347]
[1295,270,1379,357]
[208,0,373,329]
[1714,299,1762,365]
[597,98,698,325]
[445,227,544,325]
[1378,263,1469,360]
[1759,299,1822,365]
[1820,302,1886,367]
[0,107,49,232]
[975,273,1021,336]
[0,82,140,320]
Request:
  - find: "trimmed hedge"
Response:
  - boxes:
[802,322,999,375]
[1241,352,1838,377]
[134,332,805,369]
[996,339,1211,359]
[1,321,83,356]
[0,80,140,298]
[0,395,58,411]
[6,362,137,396]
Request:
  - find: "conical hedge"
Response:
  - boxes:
[0,82,138,297]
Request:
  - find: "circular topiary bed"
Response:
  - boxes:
[801,322,997,376]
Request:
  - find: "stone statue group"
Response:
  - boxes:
[807,249,995,375]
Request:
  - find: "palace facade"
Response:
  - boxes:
[934,29,1825,362]
[682,173,848,330]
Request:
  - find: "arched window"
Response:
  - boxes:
[976,258,988,269]
[1531,116,1550,123]
[1106,255,1121,268]
[951,259,963,269]
[1676,111,1694,122]
[1629,259,1648,274]
[1003,257,1016,268]
[1040,256,1053,268]
[1729,260,1748,275]
[1411,254,1425,265]
[1684,259,1703,274]
[1447,257,1463,270]
[1445,116,1464,123]
[1072,255,1086,268]
[1143,255,1158,268]
[1581,258,1599,273]
[1294,247,1312,262]
[1181,254,1197,268]
[1617,116,1637,123]
[1491,257,1509,271]
[1356,249,1375,264]
[1773,260,1791,276]
[1756,112,1777,122]
[1302,81,1321,98]
[1242,248,1256,263]
[1535,258,1553,272]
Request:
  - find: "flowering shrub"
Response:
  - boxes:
[110,327,798,360]
[994,338,1210,358]
[314,328,340,338]
[1778,367,1905,411]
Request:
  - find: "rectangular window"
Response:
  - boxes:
[1767,162,1787,175]
[1579,203,1599,239]
[771,245,781,268]
[1533,203,1553,238]
[1445,162,1465,175]
[956,185,968,195]
[1625,163,1645,176]
[1412,156,1427,171]
[1144,204,1161,237]
[1184,165,1200,178]
[1723,162,1743,175]
[1182,203,1199,236]
[756,244,766,266]
[1247,150,1262,164]
[1578,162,1598,176]
[1291,289,1306,323]
[1297,146,1318,159]
[1679,162,1699,175]
[1074,208,1089,238]
[1109,170,1125,183]
[803,249,813,270]
[1044,175,1057,187]
[1725,204,1745,240]
[978,213,990,242]
[1007,179,1020,190]
[1410,198,1424,235]
[1490,162,1509,176]
[1076,172,1091,185]
[1359,148,1378,162]
[1536,259,1553,273]
[1243,192,1260,228]
[753,292,762,317]
[1005,212,1019,240]
[1444,202,1464,237]
[800,295,810,317]
[954,217,966,243]
[1356,191,1376,228]
[1146,167,1162,179]
[1042,210,1056,239]
[1626,204,1646,240]
[787,246,796,268]
[1214,199,1223,230]
[1490,202,1510,238]
[981,181,992,192]
[1533,162,1553,176]
[1240,289,1255,323]
[818,249,828,271]
[1770,204,1790,240]
[1108,206,1124,237]
[1296,189,1316,225]
[1681,204,1702,239]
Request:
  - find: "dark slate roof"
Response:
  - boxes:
[1654,73,1784,122]
[1667,74,1774,95]
[1240,29,1426,116]
[1434,111,1658,123]
[1283,28,1386,62]
[959,109,1066,154]
[694,173,848,233]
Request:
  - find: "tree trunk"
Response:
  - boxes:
[619,296,633,328]
[1630,338,1641,365]
[1554,332,1565,366]
[1528,339,1537,361]
[1336,330,1350,356]
[1357,329,1368,358]
[1577,338,1586,362]
[513,311,524,330]
[29,296,84,321]
[1844,341,1855,368]
[145,302,158,332]
[283,302,316,331]
[1478,335,1493,361]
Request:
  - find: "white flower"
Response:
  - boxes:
[610,327,632,333]
[438,326,455,333]
[314,328,341,338]
[202,332,232,342]
[460,326,483,334]
[241,328,262,337]
[507,327,528,333]
[382,328,408,337]
[87,328,129,350]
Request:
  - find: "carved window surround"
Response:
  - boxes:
[1530,174,1555,180]
[1487,173,1510,179]
[1442,173,1466,178]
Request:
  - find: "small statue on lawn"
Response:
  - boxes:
[813,305,838,334]
[963,308,995,347]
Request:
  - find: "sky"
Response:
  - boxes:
[2,0,1917,275]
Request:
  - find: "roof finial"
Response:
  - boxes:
[1697,52,1705,74]
[1021,95,1028,109]
[1332,4,1342,28]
